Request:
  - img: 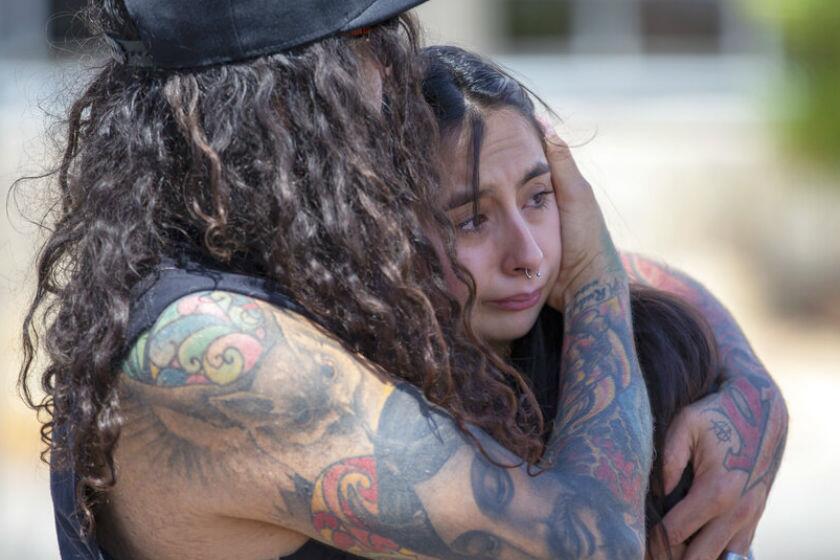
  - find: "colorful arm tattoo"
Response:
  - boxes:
[120,286,651,559]
[544,276,654,548]
[123,291,278,387]
[622,253,789,493]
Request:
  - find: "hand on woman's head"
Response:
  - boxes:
[541,125,625,311]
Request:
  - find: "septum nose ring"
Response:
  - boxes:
[524,269,542,280]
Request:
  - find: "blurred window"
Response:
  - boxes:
[501,0,725,54]
[640,0,723,53]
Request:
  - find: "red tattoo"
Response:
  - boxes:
[711,374,787,492]
[623,253,788,492]
[311,456,417,557]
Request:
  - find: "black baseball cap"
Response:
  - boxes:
[108,0,430,69]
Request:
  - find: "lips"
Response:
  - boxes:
[488,289,543,311]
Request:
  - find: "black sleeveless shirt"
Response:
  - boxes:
[51,259,364,560]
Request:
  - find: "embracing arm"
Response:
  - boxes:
[621,252,788,558]
[622,252,788,492]
[119,275,651,559]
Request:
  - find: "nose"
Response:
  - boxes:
[502,215,544,278]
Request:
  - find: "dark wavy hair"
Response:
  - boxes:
[421,45,724,553]
[17,1,547,533]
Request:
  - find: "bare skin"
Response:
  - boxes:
[100,133,653,560]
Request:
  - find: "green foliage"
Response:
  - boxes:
[749,0,840,170]
[505,0,572,41]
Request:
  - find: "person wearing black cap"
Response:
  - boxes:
[16,1,780,559]
[19,0,653,557]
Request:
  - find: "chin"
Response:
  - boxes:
[478,308,541,344]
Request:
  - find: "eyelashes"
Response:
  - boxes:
[457,214,487,233]
[454,189,555,235]
[530,189,554,209]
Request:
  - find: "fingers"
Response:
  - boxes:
[650,499,756,560]
[682,511,758,560]
[540,125,589,204]
[727,523,757,556]
[680,516,740,560]
[649,538,686,560]
[651,505,756,560]
[648,522,684,560]
[661,411,694,494]
[659,482,721,549]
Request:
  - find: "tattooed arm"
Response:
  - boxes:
[115,277,651,560]
[622,253,788,560]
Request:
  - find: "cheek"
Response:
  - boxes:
[452,244,493,299]
[539,207,562,271]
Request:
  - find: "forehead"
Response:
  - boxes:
[478,108,544,167]
[446,108,545,191]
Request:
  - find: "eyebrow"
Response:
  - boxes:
[445,160,551,211]
[520,161,551,188]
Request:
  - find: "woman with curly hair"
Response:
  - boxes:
[419,45,783,559]
[17,1,786,559]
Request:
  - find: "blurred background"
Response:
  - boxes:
[1,0,838,558]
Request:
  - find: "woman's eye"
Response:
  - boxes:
[528,190,553,209]
[457,214,487,233]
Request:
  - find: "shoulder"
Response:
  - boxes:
[621,252,673,285]
[118,289,396,479]
[122,289,357,387]
[119,287,393,446]
[123,290,273,386]
[116,289,403,525]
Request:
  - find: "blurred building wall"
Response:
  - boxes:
[0,1,48,57]
[0,1,777,61]
[414,0,504,53]
[417,0,774,56]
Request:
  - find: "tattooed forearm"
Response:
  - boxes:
[704,374,788,492]
[622,253,764,381]
[544,275,654,554]
[622,252,788,492]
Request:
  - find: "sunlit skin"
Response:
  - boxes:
[441,108,562,348]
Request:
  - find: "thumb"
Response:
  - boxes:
[661,414,694,495]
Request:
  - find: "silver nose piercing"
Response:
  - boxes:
[524,268,533,279]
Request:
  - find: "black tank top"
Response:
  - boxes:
[51,258,363,560]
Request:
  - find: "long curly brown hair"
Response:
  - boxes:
[17,0,545,533]
[421,45,724,556]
